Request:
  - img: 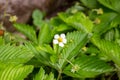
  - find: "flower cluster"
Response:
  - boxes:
[53,33,67,47]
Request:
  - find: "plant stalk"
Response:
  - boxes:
[57,70,62,80]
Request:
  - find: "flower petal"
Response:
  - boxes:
[63,39,67,44]
[54,34,59,39]
[60,33,65,38]
[53,39,58,44]
[59,42,64,47]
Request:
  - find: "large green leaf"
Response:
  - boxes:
[98,0,120,13]
[93,12,117,35]
[13,23,37,43]
[34,67,56,80]
[63,56,114,78]
[0,63,33,80]
[58,12,93,33]
[0,44,34,64]
[58,31,90,69]
[92,38,120,67]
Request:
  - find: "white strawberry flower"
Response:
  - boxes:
[53,33,67,47]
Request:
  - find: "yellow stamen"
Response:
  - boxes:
[58,37,63,42]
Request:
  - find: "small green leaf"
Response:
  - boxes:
[34,67,45,80]
[34,67,56,80]
[32,9,44,27]
[13,23,37,43]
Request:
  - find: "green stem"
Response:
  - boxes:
[66,59,74,66]
[57,70,62,80]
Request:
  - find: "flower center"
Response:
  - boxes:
[58,37,63,42]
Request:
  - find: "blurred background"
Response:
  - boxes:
[0,0,78,32]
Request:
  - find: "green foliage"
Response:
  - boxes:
[38,23,52,45]
[58,12,93,33]
[2,0,120,79]
[13,23,37,43]
[98,0,120,13]
[81,0,98,9]
[0,63,33,80]
[32,9,44,27]
[0,37,4,45]
[0,44,34,64]
[0,44,34,80]
[64,56,114,78]
[58,31,90,69]
[92,38,120,67]
[34,67,56,80]
[93,12,117,35]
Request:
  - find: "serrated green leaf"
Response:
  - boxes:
[63,56,114,78]
[34,67,45,80]
[58,31,90,69]
[0,64,33,80]
[98,0,120,13]
[25,42,51,66]
[13,23,37,43]
[58,12,93,33]
[93,12,117,35]
[92,38,120,67]
[0,44,34,64]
